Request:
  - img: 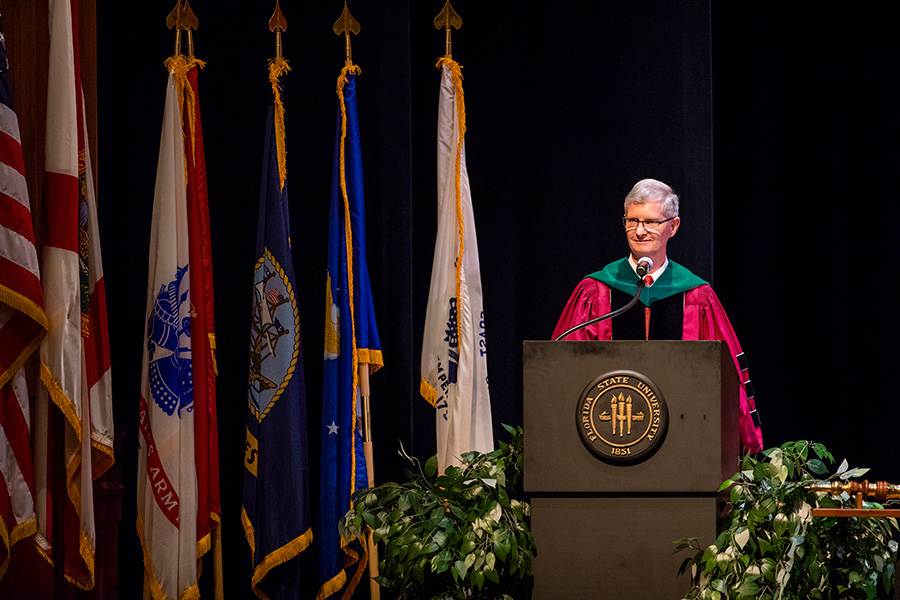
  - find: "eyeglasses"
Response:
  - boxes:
[622,217,676,232]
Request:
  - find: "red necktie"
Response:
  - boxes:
[643,276,653,339]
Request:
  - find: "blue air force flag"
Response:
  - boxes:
[317,65,383,600]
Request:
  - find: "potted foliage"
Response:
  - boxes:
[339,424,535,600]
[676,440,898,600]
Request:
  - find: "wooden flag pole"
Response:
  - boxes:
[359,363,381,599]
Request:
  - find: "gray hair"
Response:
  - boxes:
[623,178,679,218]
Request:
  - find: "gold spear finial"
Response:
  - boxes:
[182,0,199,58]
[269,2,288,60]
[166,1,199,57]
[433,0,462,58]
[333,2,360,67]
[166,0,183,56]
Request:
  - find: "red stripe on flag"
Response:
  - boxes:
[0,131,26,176]
[0,192,38,244]
[41,172,79,254]
[0,256,43,308]
[0,312,43,372]
[0,450,13,529]
[82,276,111,390]
[138,394,181,528]
[0,387,35,500]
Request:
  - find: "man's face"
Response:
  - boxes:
[624,201,680,263]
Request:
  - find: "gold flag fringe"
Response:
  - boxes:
[0,516,37,582]
[0,288,48,389]
[268,58,291,192]
[137,514,202,600]
[241,507,313,600]
[37,361,115,589]
[435,57,467,349]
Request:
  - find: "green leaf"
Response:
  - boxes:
[432,530,448,549]
[424,455,438,478]
[737,580,759,596]
[454,559,468,580]
[473,569,485,590]
[435,557,449,574]
[807,459,828,474]
[495,536,510,562]
[411,563,424,586]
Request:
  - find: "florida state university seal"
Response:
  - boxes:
[576,370,668,465]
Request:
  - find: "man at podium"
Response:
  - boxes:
[552,178,763,453]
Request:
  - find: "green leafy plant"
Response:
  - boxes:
[339,424,535,600]
[676,441,898,600]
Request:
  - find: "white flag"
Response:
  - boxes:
[36,0,114,589]
[136,69,198,600]
[420,59,493,472]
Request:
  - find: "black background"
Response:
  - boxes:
[93,1,900,597]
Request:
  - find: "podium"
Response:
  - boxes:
[523,341,740,599]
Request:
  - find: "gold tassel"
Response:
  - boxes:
[268,58,291,192]
[436,57,467,347]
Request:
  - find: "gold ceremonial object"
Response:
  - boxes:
[182,0,199,58]
[810,479,900,518]
[333,2,360,67]
[433,0,462,58]
[269,2,288,59]
[166,0,199,57]
[166,1,184,56]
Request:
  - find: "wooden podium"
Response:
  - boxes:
[523,341,740,599]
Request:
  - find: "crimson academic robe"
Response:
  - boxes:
[553,258,763,453]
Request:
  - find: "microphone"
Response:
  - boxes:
[635,256,653,278]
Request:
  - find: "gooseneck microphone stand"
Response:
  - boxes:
[553,278,647,341]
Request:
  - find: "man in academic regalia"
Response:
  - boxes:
[552,178,763,453]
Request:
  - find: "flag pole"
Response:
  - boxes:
[359,363,380,599]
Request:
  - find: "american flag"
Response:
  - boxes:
[0,14,48,582]
[266,288,285,305]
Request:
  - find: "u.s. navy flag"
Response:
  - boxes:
[242,58,312,600]
[35,0,114,589]
[0,16,48,581]
[138,55,218,600]
[420,58,493,473]
[318,65,383,600]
